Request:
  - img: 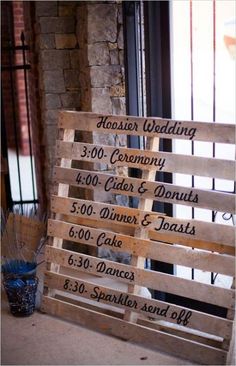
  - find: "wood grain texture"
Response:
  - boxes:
[45,246,235,309]
[59,111,235,144]
[53,166,236,214]
[41,296,228,365]
[43,112,235,365]
[47,219,235,276]
[123,136,160,322]
[56,141,235,180]
[50,196,235,247]
[44,270,233,339]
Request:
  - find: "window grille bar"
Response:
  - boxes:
[123,1,141,210]
[2,45,29,51]
[211,0,217,285]
[13,199,39,205]
[189,0,195,281]
[1,91,13,210]
[7,38,23,214]
[1,64,30,71]
[21,31,37,212]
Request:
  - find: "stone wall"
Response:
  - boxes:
[76,1,129,263]
[32,1,127,211]
[76,1,127,183]
[34,1,80,199]
[25,1,129,262]
[77,1,125,116]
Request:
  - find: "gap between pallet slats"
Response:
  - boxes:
[47,219,235,276]
[41,296,228,365]
[53,166,235,214]
[50,214,234,255]
[50,195,235,248]
[45,246,234,310]
[44,270,233,339]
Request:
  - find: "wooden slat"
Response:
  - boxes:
[57,214,235,255]
[51,196,236,247]
[44,270,233,339]
[51,195,161,228]
[54,292,223,348]
[59,111,235,144]
[137,317,223,349]
[41,296,227,365]
[223,279,236,350]
[56,141,235,180]
[149,231,235,256]
[45,246,235,309]
[47,219,235,276]
[53,166,236,214]
[48,128,75,282]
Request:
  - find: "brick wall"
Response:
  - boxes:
[1,1,31,155]
[1,1,18,151]
[23,1,46,210]
[1,1,14,146]
[13,1,30,155]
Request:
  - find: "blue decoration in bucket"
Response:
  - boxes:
[1,209,47,317]
[2,259,36,275]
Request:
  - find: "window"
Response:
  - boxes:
[123,0,235,315]
[171,0,235,287]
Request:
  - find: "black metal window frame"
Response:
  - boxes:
[122,0,227,317]
[123,1,173,300]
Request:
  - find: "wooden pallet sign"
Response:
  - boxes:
[42,111,235,365]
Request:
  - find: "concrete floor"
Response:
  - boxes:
[1,292,192,366]
[1,264,235,365]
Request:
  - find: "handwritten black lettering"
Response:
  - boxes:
[155,216,195,236]
[104,176,134,193]
[99,207,138,225]
[110,149,166,170]
[96,261,135,281]
[91,286,138,309]
[97,116,138,132]
[140,303,170,317]
[176,309,192,326]
[143,120,197,140]
[96,232,122,248]
[154,185,198,203]
[141,214,152,227]
[138,181,148,195]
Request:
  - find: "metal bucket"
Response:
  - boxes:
[3,276,38,316]
[2,260,38,316]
